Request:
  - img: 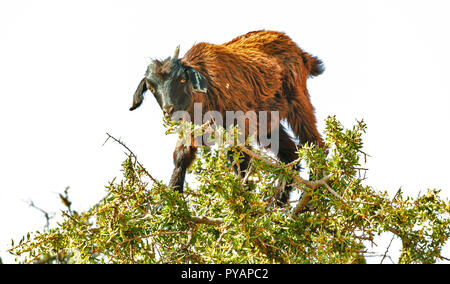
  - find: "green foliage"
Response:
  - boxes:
[9,116,450,264]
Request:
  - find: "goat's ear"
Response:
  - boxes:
[186,67,207,93]
[130,78,147,111]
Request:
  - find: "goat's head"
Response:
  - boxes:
[130,46,207,119]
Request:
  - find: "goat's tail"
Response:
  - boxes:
[302,52,325,77]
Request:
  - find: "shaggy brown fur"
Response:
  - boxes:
[181,30,324,148]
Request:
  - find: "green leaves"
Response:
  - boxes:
[8,117,450,264]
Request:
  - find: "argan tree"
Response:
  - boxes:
[9,117,450,264]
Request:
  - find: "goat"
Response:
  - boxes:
[130,30,324,205]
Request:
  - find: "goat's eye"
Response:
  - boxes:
[148,86,154,93]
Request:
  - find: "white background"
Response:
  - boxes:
[0,0,449,263]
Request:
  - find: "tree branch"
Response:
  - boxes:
[381,233,396,264]
[233,143,338,216]
[25,200,53,229]
[104,133,159,184]
[291,175,333,216]
[190,216,224,226]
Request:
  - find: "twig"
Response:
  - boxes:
[238,145,332,188]
[439,255,450,262]
[58,186,72,214]
[392,187,402,201]
[364,253,395,264]
[235,143,336,216]
[291,175,333,216]
[183,225,198,250]
[25,200,53,229]
[292,193,312,215]
[238,146,280,168]
[104,133,159,184]
[190,216,224,226]
[357,149,371,163]
[381,233,396,264]
[211,229,226,257]
[122,230,184,244]
[324,183,346,203]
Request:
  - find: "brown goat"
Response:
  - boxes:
[130,30,324,205]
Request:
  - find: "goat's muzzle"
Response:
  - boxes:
[163,105,175,118]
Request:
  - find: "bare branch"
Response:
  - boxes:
[104,133,159,184]
[183,224,198,251]
[324,183,346,203]
[25,200,53,229]
[233,143,337,216]
[238,146,280,168]
[291,175,333,217]
[439,255,450,262]
[292,193,312,215]
[364,253,395,264]
[190,216,224,226]
[381,233,396,264]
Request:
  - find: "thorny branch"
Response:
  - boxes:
[105,132,226,228]
[10,117,450,264]
[236,144,336,216]
[106,119,351,232]
[25,200,53,229]
[104,133,159,184]
[104,126,450,263]
[190,216,224,226]
[381,234,396,264]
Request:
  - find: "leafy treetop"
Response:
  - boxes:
[9,116,450,264]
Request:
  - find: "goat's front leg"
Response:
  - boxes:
[169,144,197,193]
[227,150,251,179]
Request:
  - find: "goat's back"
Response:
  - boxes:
[224,31,325,148]
[181,33,285,114]
[226,30,323,80]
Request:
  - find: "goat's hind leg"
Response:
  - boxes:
[274,125,300,206]
[227,150,251,179]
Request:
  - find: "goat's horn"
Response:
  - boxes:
[173,45,180,60]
